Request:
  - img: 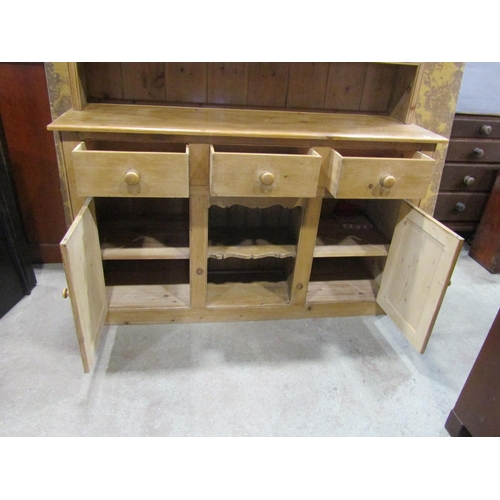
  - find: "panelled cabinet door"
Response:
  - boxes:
[377,202,463,353]
[60,198,107,372]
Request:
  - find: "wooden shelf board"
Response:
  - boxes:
[314,216,390,258]
[207,281,290,308]
[107,284,190,309]
[306,279,379,304]
[48,103,447,144]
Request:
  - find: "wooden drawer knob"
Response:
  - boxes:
[455,202,466,212]
[463,175,475,186]
[124,169,141,186]
[472,148,484,159]
[260,172,275,186]
[481,125,492,135]
[379,174,396,189]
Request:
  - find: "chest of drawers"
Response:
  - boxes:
[435,113,500,236]
[46,62,464,372]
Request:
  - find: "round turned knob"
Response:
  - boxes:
[379,174,396,189]
[480,125,492,135]
[463,175,475,186]
[455,202,466,212]
[62,288,69,299]
[124,169,140,186]
[472,148,484,159]
[260,172,275,186]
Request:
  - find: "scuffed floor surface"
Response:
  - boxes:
[1,246,500,436]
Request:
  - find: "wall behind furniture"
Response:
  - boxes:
[456,62,500,115]
[0,63,66,263]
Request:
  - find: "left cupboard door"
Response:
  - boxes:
[60,198,107,372]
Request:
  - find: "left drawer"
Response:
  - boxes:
[72,142,189,198]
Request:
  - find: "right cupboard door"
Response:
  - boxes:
[377,201,463,353]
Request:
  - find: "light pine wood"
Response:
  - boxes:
[60,198,107,372]
[48,103,448,144]
[306,279,379,304]
[326,149,435,199]
[377,202,463,353]
[207,281,290,307]
[67,63,86,111]
[106,297,382,325]
[208,244,296,260]
[210,146,322,198]
[102,246,190,260]
[72,142,189,198]
[289,196,324,305]
[46,62,463,372]
[107,284,190,309]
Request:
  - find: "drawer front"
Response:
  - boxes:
[327,150,435,199]
[451,115,500,139]
[446,139,500,163]
[72,142,189,198]
[210,146,321,198]
[440,164,499,192]
[434,192,489,222]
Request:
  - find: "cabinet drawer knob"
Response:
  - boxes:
[480,125,492,135]
[124,169,141,186]
[379,174,396,189]
[454,202,466,212]
[463,175,475,186]
[62,288,69,299]
[260,172,275,186]
[472,148,484,158]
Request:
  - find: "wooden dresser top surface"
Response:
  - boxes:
[48,103,447,144]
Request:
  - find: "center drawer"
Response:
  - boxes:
[72,142,189,198]
[326,149,435,199]
[210,145,321,198]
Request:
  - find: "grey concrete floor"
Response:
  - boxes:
[1,245,500,436]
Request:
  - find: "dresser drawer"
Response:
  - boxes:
[440,164,499,192]
[434,192,489,222]
[446,139,500,163]
[210,145,321,198]
[72,142,189,198]
[451,115,500,139]
[326,149,435,199]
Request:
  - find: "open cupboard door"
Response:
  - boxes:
[377,202,463,353]
[60,198,107,372]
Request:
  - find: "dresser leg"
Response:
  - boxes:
[445,409,472,437]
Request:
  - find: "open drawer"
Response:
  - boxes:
[326,149,435,199]
[210,145,321,197]
[72,142,190,198]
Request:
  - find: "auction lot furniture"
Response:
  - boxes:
[446,307,500,436]
[46,63,464,372]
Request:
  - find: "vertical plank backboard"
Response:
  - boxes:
[286,63,329,109]
[60,198,107,372]
[377,202,463,353]
[324,63,367,111]
[122,63,166,101]
[360,63,397,113]
[85,63,123,100]
[247,63,289,108]
[165,63,208,104]
[208,63,248,105]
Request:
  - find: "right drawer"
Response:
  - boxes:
[434,192,490,222]
[326,149,435,199]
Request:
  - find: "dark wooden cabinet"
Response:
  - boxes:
[0,63,66,263]
[0,117,36,317]
[446,308,500,436]
[436,113,500,236]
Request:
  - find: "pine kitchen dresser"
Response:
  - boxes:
[46,63,465,372]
